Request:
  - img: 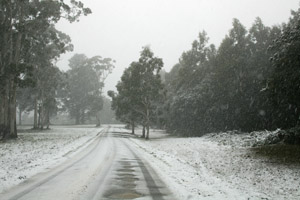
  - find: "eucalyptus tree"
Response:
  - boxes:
[212,19,252,131]
[17,26,74,129]
[132,47,164,139]
[0,0,91,139]
[246,18,282,130]
[36,66,63,130]
[109,47,164,139]
[108,62,144,135]
[31,26,73,129]
[166,31,216,135]
[65,54,114,126]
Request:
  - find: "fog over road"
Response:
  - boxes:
[1,126,174,200]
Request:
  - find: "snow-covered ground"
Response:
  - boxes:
[129,128,300,200]
[0,125,102,193]
[1,125,300,199]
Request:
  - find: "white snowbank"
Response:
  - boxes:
[0,125,102,193]
[130,128,300,200]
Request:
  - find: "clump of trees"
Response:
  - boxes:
[0,0,91,139]
[164,7,300,136]
[268,8,300,129]
[64,54,115,126]
[108,47,164,139]
[14,53,115,130]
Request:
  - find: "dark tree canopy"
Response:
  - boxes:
[268,8,300,129]
[164,16,287,136]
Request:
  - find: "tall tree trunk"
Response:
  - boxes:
[145,108,150,140]
[2,0,14,139]
[33,97,38,129]
[46,108,50,129]
[14,118,17,135]
[10,1,23,137]
[38,104,41,128]
[40,94,44,130]
[146,124,150,140]
[96,111,101,127]
[40,106,44,130]
[0,21,8,138]
[4,84,9,130]
[6,77,17,138]
[0,87,9,138]
[3,1,24,139]
[19,108,22,125]
[142,125,145,138]
[131,120,135,134]
[0,0,7,138]
[0,97,4,138]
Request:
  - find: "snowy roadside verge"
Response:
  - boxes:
[0,125,103,193]
[128,128,300,200]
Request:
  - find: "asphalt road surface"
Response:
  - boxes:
[1,126,175,200]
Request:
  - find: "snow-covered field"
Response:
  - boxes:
[130,128,300,200]
[0,125,102,193]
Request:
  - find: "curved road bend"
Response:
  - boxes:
[1,125,175,200]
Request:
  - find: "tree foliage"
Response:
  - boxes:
[165,17,285,136]
[268,8,300,129]
[65,54,115,125]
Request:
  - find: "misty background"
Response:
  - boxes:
[55,0,299,94]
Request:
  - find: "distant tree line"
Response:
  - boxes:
[15,53,115,130]
[164,8,300,136]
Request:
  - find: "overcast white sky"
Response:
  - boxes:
[55,0,299,93]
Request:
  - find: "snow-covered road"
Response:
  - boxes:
[0,126,174,200]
